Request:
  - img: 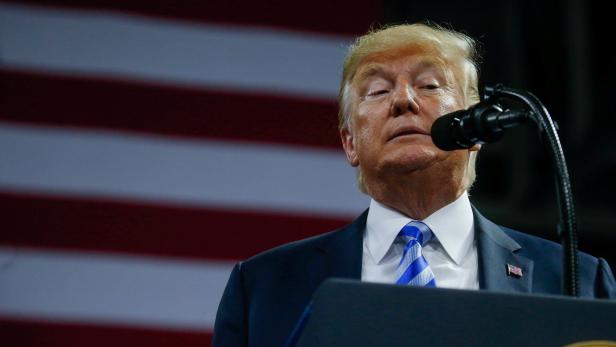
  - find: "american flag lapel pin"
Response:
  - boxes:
[506,264,523,278]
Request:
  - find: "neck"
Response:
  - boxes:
[365,165,467,220]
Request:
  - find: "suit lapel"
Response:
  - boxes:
[474,207,534,293]
[307,210,366,290]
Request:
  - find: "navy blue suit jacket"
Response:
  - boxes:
[212,208,616,347]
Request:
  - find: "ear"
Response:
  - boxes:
[340,127,359,167]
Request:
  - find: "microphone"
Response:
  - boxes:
[431,102,530,150]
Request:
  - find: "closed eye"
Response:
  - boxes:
[367,90,389,96]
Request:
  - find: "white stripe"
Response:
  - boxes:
[0,3,350,99]
[0,247,232,330]
[0,122,368,217]
[396,242,421,279]
[409,265,435,287]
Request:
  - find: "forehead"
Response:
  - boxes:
[353,46,451,82]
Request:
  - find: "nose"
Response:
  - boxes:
[390,83,420,116]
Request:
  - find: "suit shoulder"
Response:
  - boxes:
[240,211,367,269]
[248,228,339,261]
[237,223,355,275]
[500,226,599,265]
[501,226,560,249]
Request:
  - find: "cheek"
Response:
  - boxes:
[351,106,383,157]
[353,123,377,151]
[433,94,463,120]
[354,103,384,134]
[356,99,386,119]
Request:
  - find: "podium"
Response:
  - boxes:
[291,279,616,347]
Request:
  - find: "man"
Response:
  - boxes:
[212,23,616,347]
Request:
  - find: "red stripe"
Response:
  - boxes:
[0,191,351,261]
[0,317,211,347]
[1,69,342,150]
[3,0,381,36]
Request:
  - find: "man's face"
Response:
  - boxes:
[341,48,471,187]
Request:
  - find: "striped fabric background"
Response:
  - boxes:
[0,1,380,345]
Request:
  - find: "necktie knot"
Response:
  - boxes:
[397,220,434,247]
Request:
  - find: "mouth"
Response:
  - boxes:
[388,126,430,141]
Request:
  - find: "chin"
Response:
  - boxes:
[381,146,440,172]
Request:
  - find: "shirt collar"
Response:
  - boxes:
[365,191,474,265]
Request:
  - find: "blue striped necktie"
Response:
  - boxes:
[395,220,437,287]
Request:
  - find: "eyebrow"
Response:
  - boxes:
[414,58,455,86]
[413,57,449,76]
[353,57,449,84]
[354,63,389,83]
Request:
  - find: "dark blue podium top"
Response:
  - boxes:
[293,279,616,347]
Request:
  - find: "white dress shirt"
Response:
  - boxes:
[361,192,479,290]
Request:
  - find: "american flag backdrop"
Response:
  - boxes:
[0,1,380,345]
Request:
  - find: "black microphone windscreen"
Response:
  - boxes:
[431,111,465,151]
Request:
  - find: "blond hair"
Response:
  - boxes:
[338,23,481,193]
